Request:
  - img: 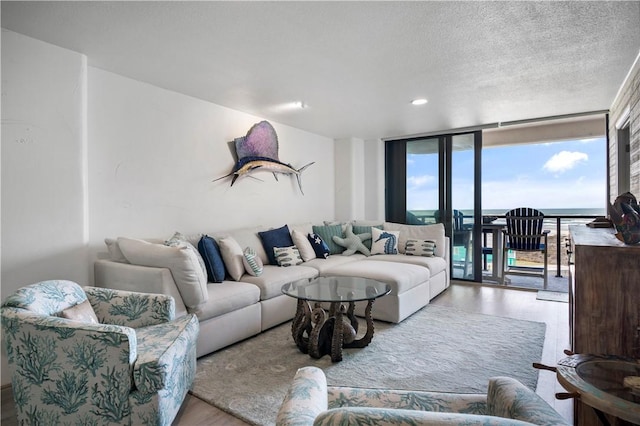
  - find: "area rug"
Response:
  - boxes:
[192,305,546,426]
[536,290,569,303]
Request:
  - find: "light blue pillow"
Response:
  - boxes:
[312,224,344,255]
[242,246,263,276]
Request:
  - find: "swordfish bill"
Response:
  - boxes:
[213,156,315,195]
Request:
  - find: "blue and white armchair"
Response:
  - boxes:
[1,280,199,425]
[276,366,570,426]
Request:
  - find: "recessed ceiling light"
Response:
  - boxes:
[411,98,428,106]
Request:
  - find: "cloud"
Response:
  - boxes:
[543,151,588,174]
[407,174,435,189]
[481,177,605,210]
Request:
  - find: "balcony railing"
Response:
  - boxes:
[411,212,603,278]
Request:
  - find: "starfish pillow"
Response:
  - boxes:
[332,223,371,256]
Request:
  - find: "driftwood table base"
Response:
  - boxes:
[291,299,376,362]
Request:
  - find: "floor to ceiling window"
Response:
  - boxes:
[385,114,607,287]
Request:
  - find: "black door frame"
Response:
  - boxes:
[385,130,483,282]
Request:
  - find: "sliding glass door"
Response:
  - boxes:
[386,131,482,281]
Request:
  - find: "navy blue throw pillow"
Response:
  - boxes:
[258,225,294,265]
[198,235,226,283]
[307,233,330,259]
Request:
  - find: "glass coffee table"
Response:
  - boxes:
[281,276,391,362]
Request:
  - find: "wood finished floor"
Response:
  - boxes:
[1,283,572,425]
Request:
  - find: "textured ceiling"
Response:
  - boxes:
[2,1,639,140]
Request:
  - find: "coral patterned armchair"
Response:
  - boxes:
[276,367,570,426]
[1,280,199,425]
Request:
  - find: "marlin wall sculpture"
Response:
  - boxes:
[213,121,315,195]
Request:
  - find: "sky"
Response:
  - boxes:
[406,137,607,212]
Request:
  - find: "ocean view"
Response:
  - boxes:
[410,207,605,231]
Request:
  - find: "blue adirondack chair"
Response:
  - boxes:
[501,207,549,288]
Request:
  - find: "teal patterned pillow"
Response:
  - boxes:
[274,246,303,267]
[405,239,436,257]
[312,224,345,254]
[242,246,264,276]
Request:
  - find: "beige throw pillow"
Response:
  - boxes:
[61,300,99,324]
[117,237,208,308]
[291,230,315,262]
[218,237,245,281]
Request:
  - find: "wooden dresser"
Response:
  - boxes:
[568,225,640,426]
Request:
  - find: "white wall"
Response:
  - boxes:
[364,139,385,220]
[1,30,88,384]
[87,68,334,257]
[1,29,335,386]
[334,137,385,222]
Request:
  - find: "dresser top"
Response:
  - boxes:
[570,224,640,250]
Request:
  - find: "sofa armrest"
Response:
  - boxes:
[84,286,176,328]
[444,235,450,264]
[276,366,328,426]
[133,313,199,394]
[94,259,188,316]
[313,407,536,426]
[487,377,570,426]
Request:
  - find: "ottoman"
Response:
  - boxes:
[320,260,431,323]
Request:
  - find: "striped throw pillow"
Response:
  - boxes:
[405,239,436,257]
[242,246,263,276]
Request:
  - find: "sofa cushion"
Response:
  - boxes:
[243,246,264,276]
[364,254,447,277]
[105,238,129,263]
[213,225,269,264]
[259,225,295,265]
[218,237,245,281]
[304,254,364,274]
[118,237,208,309]
[384,222,446,258]
[198,235,227,283]
[292,230,316,262]
[312,224,345,255]
[190,281,261,321]
[370,228,399,255]
[241,265,319,300]
[320,260,429,295]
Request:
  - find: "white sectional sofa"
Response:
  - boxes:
[94,221,450,358]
